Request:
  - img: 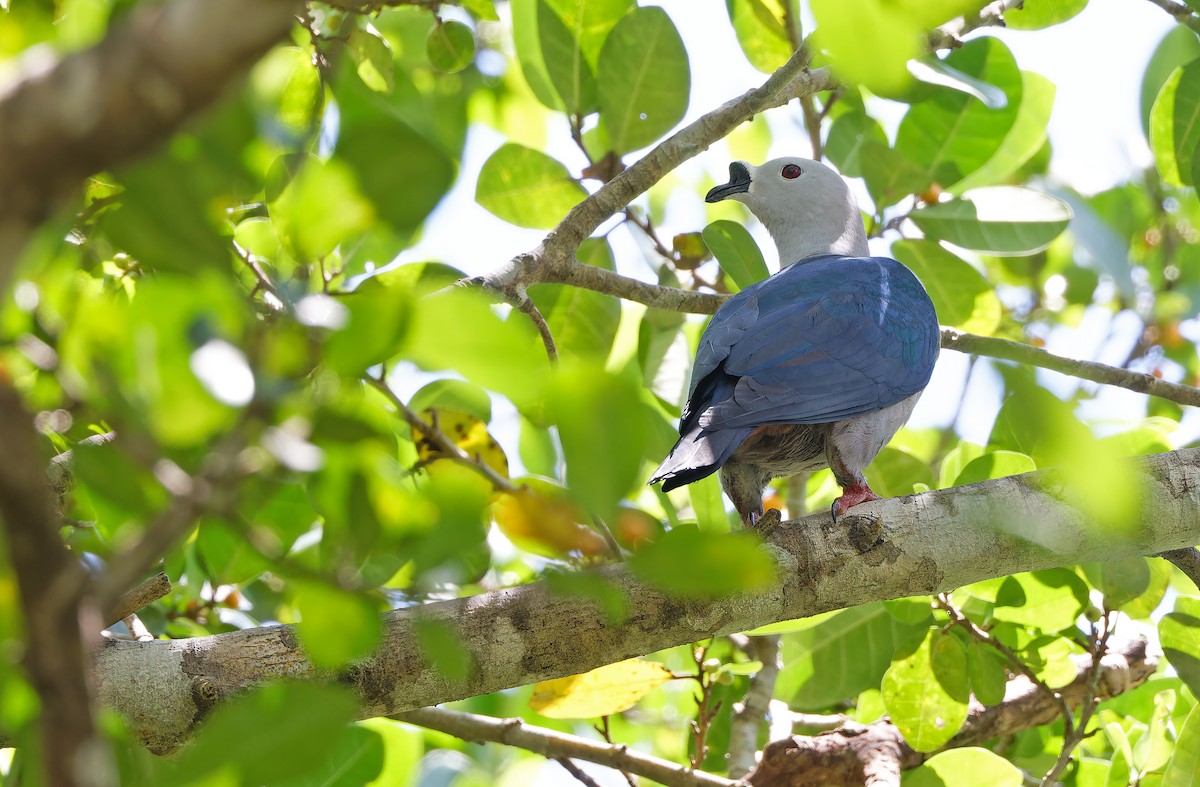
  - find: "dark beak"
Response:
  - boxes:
[705,162,752,203]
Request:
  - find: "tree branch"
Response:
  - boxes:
[105,572,172,628]
[92,447,1200,752]
[746,638,1157,785]
[1143,0,1200,33]
[397,707,743,787]
[727,635,781,778]
[0,0,302,285]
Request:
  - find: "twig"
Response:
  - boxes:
[396,707,742,787]
[934,594,1075,730]
[105,571,171,626]
[557,758,605,787]
[1143,0,1200,33]
[1039,610,1114,786]
[1158,547,1200,589]
[366,376,519,494]
[596,717,638,787]
[940,328,1200,408]
[122,614,155,642]
[509,290,559,363]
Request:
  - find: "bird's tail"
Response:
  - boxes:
[649,425,753,493]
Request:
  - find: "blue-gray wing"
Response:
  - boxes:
[684,255,939,434]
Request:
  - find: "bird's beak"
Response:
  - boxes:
[706,162,752,203]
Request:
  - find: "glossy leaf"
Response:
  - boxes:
[349,27,395,93]
[597,7,690,154]
[1161,600,1200,699]
[895,38,1023,189]
[512,0,567,110]
[725,0,795,73]
[906,747,1024,787]
[991,569,1089,632]
[529,658,672,718]
[1164,704,1200,787]
[703,219,770,291]
[953,71,1056,192]
[1151,60,1200,187]
[908,187,1072,254]
[476,143,587,229]
[881,627,970,751]
[1141,26,1200,135]
[825,111,888,178]
[893,240,1002,335]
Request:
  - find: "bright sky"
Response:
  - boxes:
[396,0,1200,450]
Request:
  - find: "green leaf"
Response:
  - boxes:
[597,6,691,154]
[882,627,970,751]
[197,518,271,585]
[952,450,1036,486]
[1141,26,1200,135]
[426,20,476,73]
[249,45,324,141]
[865,447,935,498]
[702,220,769,291]
[895,38,1023,189]
[475,143,587,229]
[908,187,1072,255]
[906,747,1024,787]
[529,238,621,359]
[953,71,1056,192]
[1082,559,1152,609]
[1164,704,1200,787]
[296,582,383,669]
[688,472,736,532]
[511,0,567,110]
[537,0,597,114]
[360,718,424,787]
[1123,558,1172,620]
[908,56,1007,109]
[324,286,413,376]
[825,111,888,178]
[549,361,647,521]
[860,140,930,209]
[405,287,552,413]
[966,640,1007,706]
[414,618,473,685]
[270,156,375,261]
[777,602,929,710]
[725,0,796,73]
[628,527,777,598]
[409,380,493,424]
[291,726,386,787]
[1134,689,1177,774]
[1161,601,1200,699]
[349,27,396,93]
[892,240,1001,335]
[1005,0,1088,29]
[991,569,1089,632]
[1151,60,1200,187]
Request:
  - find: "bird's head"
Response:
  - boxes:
[705,157,868,266]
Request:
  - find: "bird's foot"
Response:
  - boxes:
[830,483,881,523]
[749,507,782,533]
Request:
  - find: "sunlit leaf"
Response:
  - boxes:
[906,747,1023,787]
[1004,0,1088,29]
[952,450,1036,486]
[953,71,1056,192]
[882,627,970,751]
[703,219,769,291]
[1141,26,1200,135]
[491,477,609,557]
[529,658,673,718]
[1164,704,1200,787]
[597,7,690,154]
[893,240,1001,334]
[476,143,587,229]
[414,618,473,685]
[1161,600,1200,699]
[725,0,795,73]
[1151,60,1200,187]
[909,187,1072,255]
[991,569,1088,632]
[1082,558,1152,609]
[296,582,383,669]
[427,20,476,73]
[628,527,777,598]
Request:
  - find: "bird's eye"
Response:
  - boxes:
[781,164,802,179]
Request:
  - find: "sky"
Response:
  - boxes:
[392,0,1200,454]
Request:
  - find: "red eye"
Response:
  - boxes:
[781,164,802,179]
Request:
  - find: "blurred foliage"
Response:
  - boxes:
[3,0,1200,785]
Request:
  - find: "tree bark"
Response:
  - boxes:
[95,447,1200,752]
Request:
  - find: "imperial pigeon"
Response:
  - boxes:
[650,157,939,527]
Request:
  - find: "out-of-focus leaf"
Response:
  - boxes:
[1165,704,1200,787]
[909,187,1072,254]
[1026,635,1083,688]
[860,140,930,209]
[197,518,271,585]
[270,156,375,261]
[290,726,386,787]
[703,220,769,291]
[409,380,492,424]
[530,238,621,359]
[359,718,423,787]
[511,0,567,110]
[476,143,587,229]
[865,447,934,499]
[413,407,509,481]
[414,618,472,685]
[953,450,1036,486]
[777,602,929,710]
[628,527,776,598]
[1004,0,1088,29]
[492,478,609,558]
[426,20,476,73]
[1123,558,1172,620]
[688,471,736,532]
[725,0,796,73]
[461,0,500,20]
[249,45,324,141]
[1133,689,1177,774]
[1151,60,1200,187]
[906,747,1023,787]
[895,38,1022,190]
[1141,26,1200,135]
[597,7,690,154]
[953,71,1056,192]
[323,286,412,376]
[349,27,396,93]
[1082,559,1152,609]
[549,362,647,521]
[529,658,672,718]
[882,627,970,751]
[296,582,382,669]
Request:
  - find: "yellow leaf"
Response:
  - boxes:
[413,408,509,479]
[492,477,609,558]
[529,658,673,719]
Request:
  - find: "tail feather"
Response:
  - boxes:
[650,425,754,492]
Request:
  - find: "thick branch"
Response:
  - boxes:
[747,639,1157,786]
[0,0,302,283]
[0,387,97,785]
[94,448,1200,752]
[397,707,742,787]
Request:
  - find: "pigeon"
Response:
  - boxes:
[650,157,940,527]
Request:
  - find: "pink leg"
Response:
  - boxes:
[831,481,881,521]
